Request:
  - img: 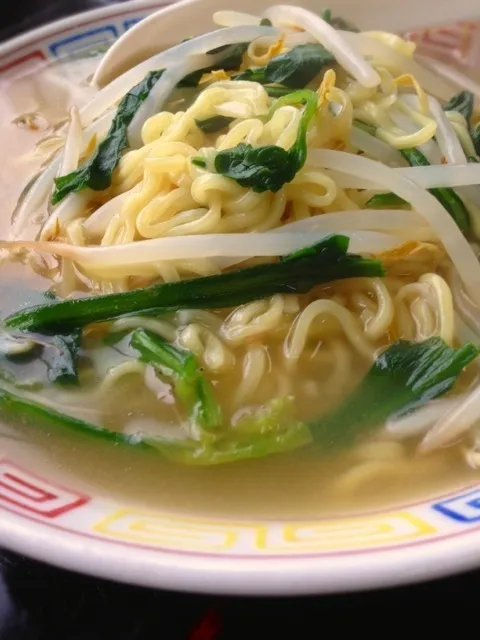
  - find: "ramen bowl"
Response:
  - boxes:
[1,0,480,595]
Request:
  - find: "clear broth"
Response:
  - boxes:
[0,51,478,521]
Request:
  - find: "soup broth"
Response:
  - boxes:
[1,13,480,520]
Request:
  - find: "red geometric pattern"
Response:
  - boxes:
[0,461,89,518]
[405,21,480,66]
[0,50,46,75]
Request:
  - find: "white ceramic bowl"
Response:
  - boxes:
[1,1,480,595]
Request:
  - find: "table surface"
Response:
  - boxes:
[0,2,479,637]
[1,548,480,638]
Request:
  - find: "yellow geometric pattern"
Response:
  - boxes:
[256,512,436,553]
[93,509,251,551]
[93,508,436,554]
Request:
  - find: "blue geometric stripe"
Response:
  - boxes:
[123,18,145,31]
[49,25,119,57]
[433,488,480,522]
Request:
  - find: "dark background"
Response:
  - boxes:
[0,2,479,638]
[1,1,131,42]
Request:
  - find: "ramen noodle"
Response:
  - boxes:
[1,6,480,516]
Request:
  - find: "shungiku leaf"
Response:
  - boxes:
[310,337,480,450]
[235,43,335,89]
[44,329,82,385]
[320,8,359,31]
[365,193,408,208]
[442,90,474,123]
[215,143,297,192]
[179,42,249,88]
[214,89,318,192]
[471,123,480,156]
[262,43,335,88]
[195,115,234,134]
[52,70,164,203]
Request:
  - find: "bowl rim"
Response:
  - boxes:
[0,0,167,59]
[1,0,480,595]
[3,498,480,594]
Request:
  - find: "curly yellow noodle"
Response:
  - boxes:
[315,338,354,400]
[110,316,177,342]
[313,86,354,148]
[178,323,235,373]
[176,309,223,331]
[235,345,269,404]
[285,169,338,209]
[322,187,361,212]
[221,294,299,344]
[394,273,453,343]
[260,106,302,149]
[284,299,375,361]
[98,361,147,396]
[217,118,263,148]
[336,277,394,340]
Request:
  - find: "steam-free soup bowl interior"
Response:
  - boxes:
[1,1,480,594]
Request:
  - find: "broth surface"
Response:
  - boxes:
[0,46,478,522]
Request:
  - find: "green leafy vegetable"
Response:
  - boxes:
[131,329,222,431]
[195,115,234,134]
[5,234,384,332]
[0,387,151,449]
[233,67,265,83]
[30,291,82,384]
[215,143,298,192]
[234,396,299,435]
[102,329,130,346]
[264,85,296,98]
[179,42,248,88]
[320,8,332,22]
[260,43,335,88]
[148,424,311,465]
[471,123,480,156]
[0,386,309,465]
[4,338,474,464]
[321,7,359,30]
[214,89,317,192]
[44,329,82,385]
[235,43,335,89]
[442,90,474,123]
[191,156,207,168]
[443,90,479,159]
[401,147,471,233]
[52,70,164,204]
[353,119,377,136]
[206,42,248,69]
[365,193,408,208]
[310,337,480,450]
[1,327,82,385]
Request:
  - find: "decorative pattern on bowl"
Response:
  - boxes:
[1,0,480,594]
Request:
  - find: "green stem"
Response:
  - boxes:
[400,147,471,233]
[131,329,222,430]
[5,235,384,332]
